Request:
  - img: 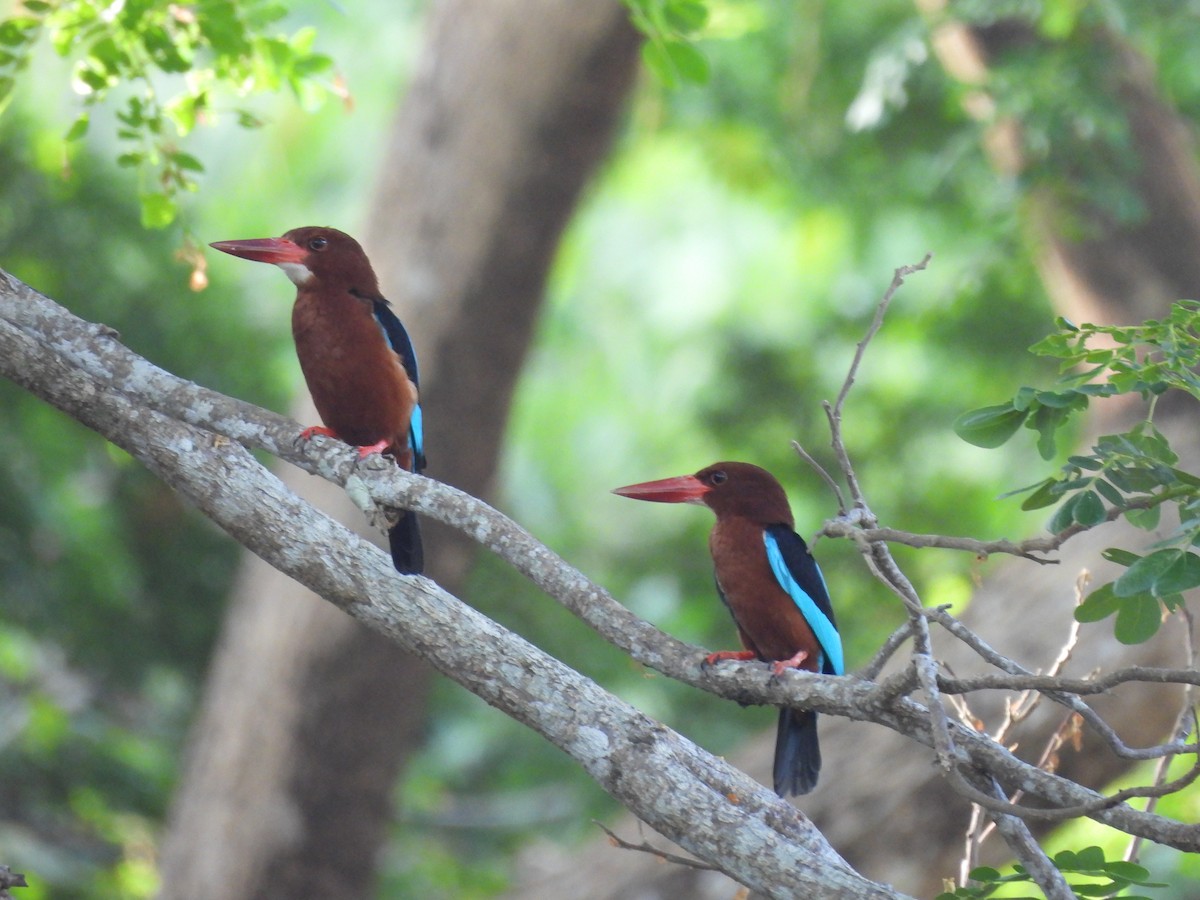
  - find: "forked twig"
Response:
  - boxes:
[593,821,723,872]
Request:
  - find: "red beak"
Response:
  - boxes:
[611,474,709,504]
[209,237,306,264]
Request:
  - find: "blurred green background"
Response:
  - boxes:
[2,0,1197,896]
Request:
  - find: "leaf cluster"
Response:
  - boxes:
[937,845,1167,899]
[0,0,333,227]
[957,301,1200,643]
[622,0,711,86]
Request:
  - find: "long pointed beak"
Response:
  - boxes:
[611,474,709,504]
[209,237,306,264]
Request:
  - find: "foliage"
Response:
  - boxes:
[957,302,1200,642]
[3,0,1200,896]
[0,0,333,228]
[0,118,292,897]
[621,0,711,86]
[936,845,1167,900]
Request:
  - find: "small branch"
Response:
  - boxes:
[822,519,1060,564]
[592,821,723,872]
[791,440,847,515]
[938,666,1200,695]
[960,771,1074,900]
[1127,604,1200,863]
[832,253,933,423]
[858,621,914,681]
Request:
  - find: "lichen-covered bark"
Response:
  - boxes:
[0,270,908,900]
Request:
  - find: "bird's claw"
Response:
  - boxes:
[702,649,757,670]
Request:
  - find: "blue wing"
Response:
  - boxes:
[370,297,426,473]
[763,525,843,676]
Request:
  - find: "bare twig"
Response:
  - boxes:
[832,253,933,423]
[592,821,723,872]
[1126,604,1199,864]
[960,771,1074,900]
[858,621,914,681]
[791,440,847,514]
[937,666,1200,695]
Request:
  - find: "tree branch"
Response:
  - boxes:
[3,267,1198,879]
[0,269,900,900]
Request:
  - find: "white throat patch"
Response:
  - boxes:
[278,262,314,286]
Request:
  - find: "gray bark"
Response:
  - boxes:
[0,270,910,899]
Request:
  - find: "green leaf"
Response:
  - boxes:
[1036,389,1082,409]
[1101,860,1153,882]
[171,150,204,172]
[64,112,89,141]
[1021,478,1061,511]
[664,0,708,33]
[1072,490,1106,526]
[662,38,709,83]
[966,866,1001,882]
[1101,547,1141,567]
[1114,549,1181,597]
[1125,504,1161,530]
[641,40,678,87]
[1070,885,1117,897]
[1048,493,1080,533]
[1073,845,1106,870]
[1032,404,1068,460]
[955,404,1027,449]
[1094,479,1123,505]
[1012,386,1038,411]
[1114,594,1162,644]
[139,192,176,229]
[1155,550,1200,594]
[1067,454,1102,471]
[1075,583,1120,623]
[1170,467,1200,487]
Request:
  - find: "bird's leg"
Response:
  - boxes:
[298,426,389,460]
[299,424,340,441]
[353,437,390,459]
[703,649,758,667]
[769,649,810,676]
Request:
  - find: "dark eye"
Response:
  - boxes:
[309,236,328,251]
[708,470,727,485]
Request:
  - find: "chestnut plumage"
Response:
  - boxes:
[614,462,842,796]
[211,226,425,573]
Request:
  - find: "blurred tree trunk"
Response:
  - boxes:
[503,22,1200,900]
[157,2,638,897]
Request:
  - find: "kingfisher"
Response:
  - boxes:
[613,461,842,795]
[211,226,426,574]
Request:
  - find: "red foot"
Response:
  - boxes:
[703,649,758,666]
[299,427,389,460]
[769,649,810,676]
[299,425,339,441]
[354,438,390,459]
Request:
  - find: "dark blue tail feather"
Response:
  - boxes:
[774,708,820,796]
[388,512,423,575]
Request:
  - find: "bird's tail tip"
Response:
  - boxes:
[774,707,821,797]
[388,512,423,575]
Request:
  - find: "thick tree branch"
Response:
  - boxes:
[2,268,1198,871]
[0,270,899,900]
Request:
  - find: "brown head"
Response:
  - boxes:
[210,226,380,295]
[612,461,794,527]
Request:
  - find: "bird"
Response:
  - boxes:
[612,461,842,796]
[210,226,426,574]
